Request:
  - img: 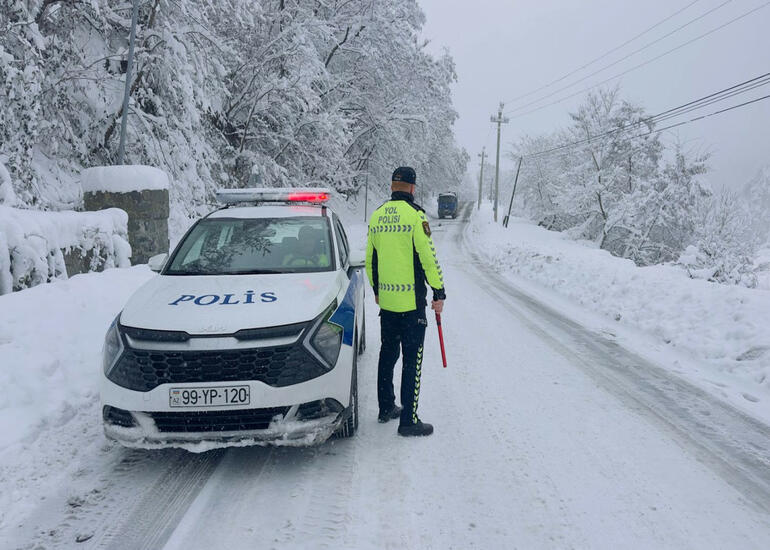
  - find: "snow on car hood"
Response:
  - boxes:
[119,272,341,334]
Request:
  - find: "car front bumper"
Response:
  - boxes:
[103,404,344,451]
[100,344,354,450]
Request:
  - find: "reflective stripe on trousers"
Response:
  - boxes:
[376,309,428,426]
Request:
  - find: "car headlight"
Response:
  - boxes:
[305,301,342,370]
[103,315,124,376]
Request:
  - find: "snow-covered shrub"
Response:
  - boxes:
[0,206,131,295]
[677,191,758,287]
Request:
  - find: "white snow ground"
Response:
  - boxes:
[470,203,770,425]
[1,204,769,549]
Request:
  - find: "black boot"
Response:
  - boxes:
[378,405,402,423]
[398,419,433,437]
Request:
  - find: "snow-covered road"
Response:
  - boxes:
[4,204,770,549]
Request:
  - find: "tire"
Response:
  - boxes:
[358,309,366,356]
[334,341,359,438]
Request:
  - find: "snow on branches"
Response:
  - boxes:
[0,0,466,219]
[511,88,764,287]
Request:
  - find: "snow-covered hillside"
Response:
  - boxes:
[469,204,770,421]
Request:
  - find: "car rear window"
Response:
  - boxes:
[165,217,334,275]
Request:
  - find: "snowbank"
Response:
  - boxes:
[0,206,131,295]
[469,204,770,406]
[81,165,169,194]
[0,266,154,452]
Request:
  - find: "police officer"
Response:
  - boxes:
[365,166,446,437]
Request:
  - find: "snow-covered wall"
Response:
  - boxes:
[0,206,131,295]
[81,165,169,194]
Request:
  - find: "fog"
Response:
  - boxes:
[418,0,770,191]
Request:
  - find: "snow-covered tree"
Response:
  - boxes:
[511,88,716,268]
[0,0,466,220]
[741,164,770,244]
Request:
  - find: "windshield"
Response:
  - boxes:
[165,217,334,275]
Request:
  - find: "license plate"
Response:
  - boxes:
[169,386,250,408]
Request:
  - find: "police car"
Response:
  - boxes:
[101,188,365,448]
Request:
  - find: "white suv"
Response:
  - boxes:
[100,189,365,449]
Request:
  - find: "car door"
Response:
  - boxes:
[329,214,364,349]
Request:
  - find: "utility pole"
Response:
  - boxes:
[490,103,509,223]
[117,0,140,165]
[503,157,523,228]
[477,148,486,210]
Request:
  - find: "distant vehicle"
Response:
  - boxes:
[437,192,458,219]
[100,188,365,449]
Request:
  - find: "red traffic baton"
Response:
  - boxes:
[435,313,448,368]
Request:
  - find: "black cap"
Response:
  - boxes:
[392,166,416,185]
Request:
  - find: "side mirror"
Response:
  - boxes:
[148,253,168,273]
[349,249,365,269]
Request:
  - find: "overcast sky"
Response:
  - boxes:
[417,0,770,191]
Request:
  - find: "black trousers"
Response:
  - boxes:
[377,309,427,426]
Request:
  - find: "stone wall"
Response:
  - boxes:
[83,189,169,264]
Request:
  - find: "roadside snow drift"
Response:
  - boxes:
[0,206,131,295]
[469,204,770,409]
[0,266,153,451]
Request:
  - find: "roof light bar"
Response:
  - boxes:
[216,187,332,205]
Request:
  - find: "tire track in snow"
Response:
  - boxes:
[93,449,225,550]
[460,206,770,516]
[6,446,225,550]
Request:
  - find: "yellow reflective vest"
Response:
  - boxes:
[366,193,445,312]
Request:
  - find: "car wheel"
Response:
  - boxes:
[358,310,366,356]
[334,341,358,438]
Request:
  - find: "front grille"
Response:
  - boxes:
[147,407,290,432]
[108,344,328,392]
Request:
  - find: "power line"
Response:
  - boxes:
[525,92,768,162]
[504,1,770,119]
[644,72,770,121]
[505,0,733,115]
[503,0,703,105]
[526,92,770,162]
[522,74,770,160]
[650,77,770,125]
[526,72,770,158]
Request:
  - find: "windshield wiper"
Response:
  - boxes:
[165,269,283,276]
[235,269,282,275]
